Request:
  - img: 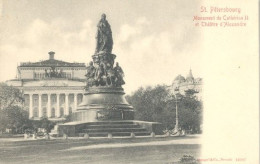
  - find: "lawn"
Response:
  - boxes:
[0,135,201,164]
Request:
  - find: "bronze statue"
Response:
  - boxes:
[106,66,115,86]
[86,61,96,79]
[85,14,126,88]
[95,64,106,86]
[86,61,96,87]
[114,62,125,86]
[95,14,113,54]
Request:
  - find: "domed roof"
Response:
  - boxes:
[173,75,185,83]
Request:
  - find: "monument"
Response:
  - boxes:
[57,14,162,137]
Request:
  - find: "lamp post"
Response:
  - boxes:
[174,87,180,135]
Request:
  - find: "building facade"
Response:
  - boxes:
[171,69,203,100]
[6,52,87,121]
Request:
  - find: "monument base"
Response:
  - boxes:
[57,120,163,137]
[72,109,134,122]
[72,86,134,122]
[52,86,164,137]
[55,86,163,137]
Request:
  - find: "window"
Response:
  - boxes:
[78,94,83,104]
[60,95,65,104]
[33,107,38,117]
[34,98,38,106]
[60,108,64,117]
[52,97,56,103]
[42,107,47,117]
[51,108,55,117]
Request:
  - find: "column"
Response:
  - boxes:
[29,94,33,118]
[38,94,42,118]
[56,93,60,117]
[47,94,51,118]
[74,93,78,111]
[65,93,69,115]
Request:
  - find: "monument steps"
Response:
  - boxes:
[86,124,140,129]
[77,121,151,137]
[82,121,136,125]
[79,131,151,137]
[58,120,163,137]
[83,127,147,133]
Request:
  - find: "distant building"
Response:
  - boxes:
[6,52,86,121]
[171,69,202,100]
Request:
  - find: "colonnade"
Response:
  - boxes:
[27,93,83,119]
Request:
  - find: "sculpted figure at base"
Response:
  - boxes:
[106,65,116,86]
[95,64,107,86]
[86,61,96,87]
[114,62,125,86]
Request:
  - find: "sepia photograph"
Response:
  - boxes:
[0,0,258,164]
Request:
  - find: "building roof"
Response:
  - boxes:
[173,75,185,83]
[195,78,202,82]
[20,59,85,67]
[19,52,86,67]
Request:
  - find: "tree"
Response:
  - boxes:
[126,85,203,133]
[64,114,73,123]
[0,106,31,133]
[0,83,31,134]
[0,83,24,110]
[31,117,55,133]
[40,118,55,133]
[126,85,175,130]
[184,89,199,99]
[177,91,203,133]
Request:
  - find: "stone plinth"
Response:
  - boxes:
[72,86,134,122]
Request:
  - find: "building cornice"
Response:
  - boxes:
[22,86,85,90]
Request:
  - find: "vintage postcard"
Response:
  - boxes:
[0,0,258,164]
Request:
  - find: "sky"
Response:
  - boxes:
[0,0,202,94]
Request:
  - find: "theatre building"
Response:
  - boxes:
[6,52,86,121]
